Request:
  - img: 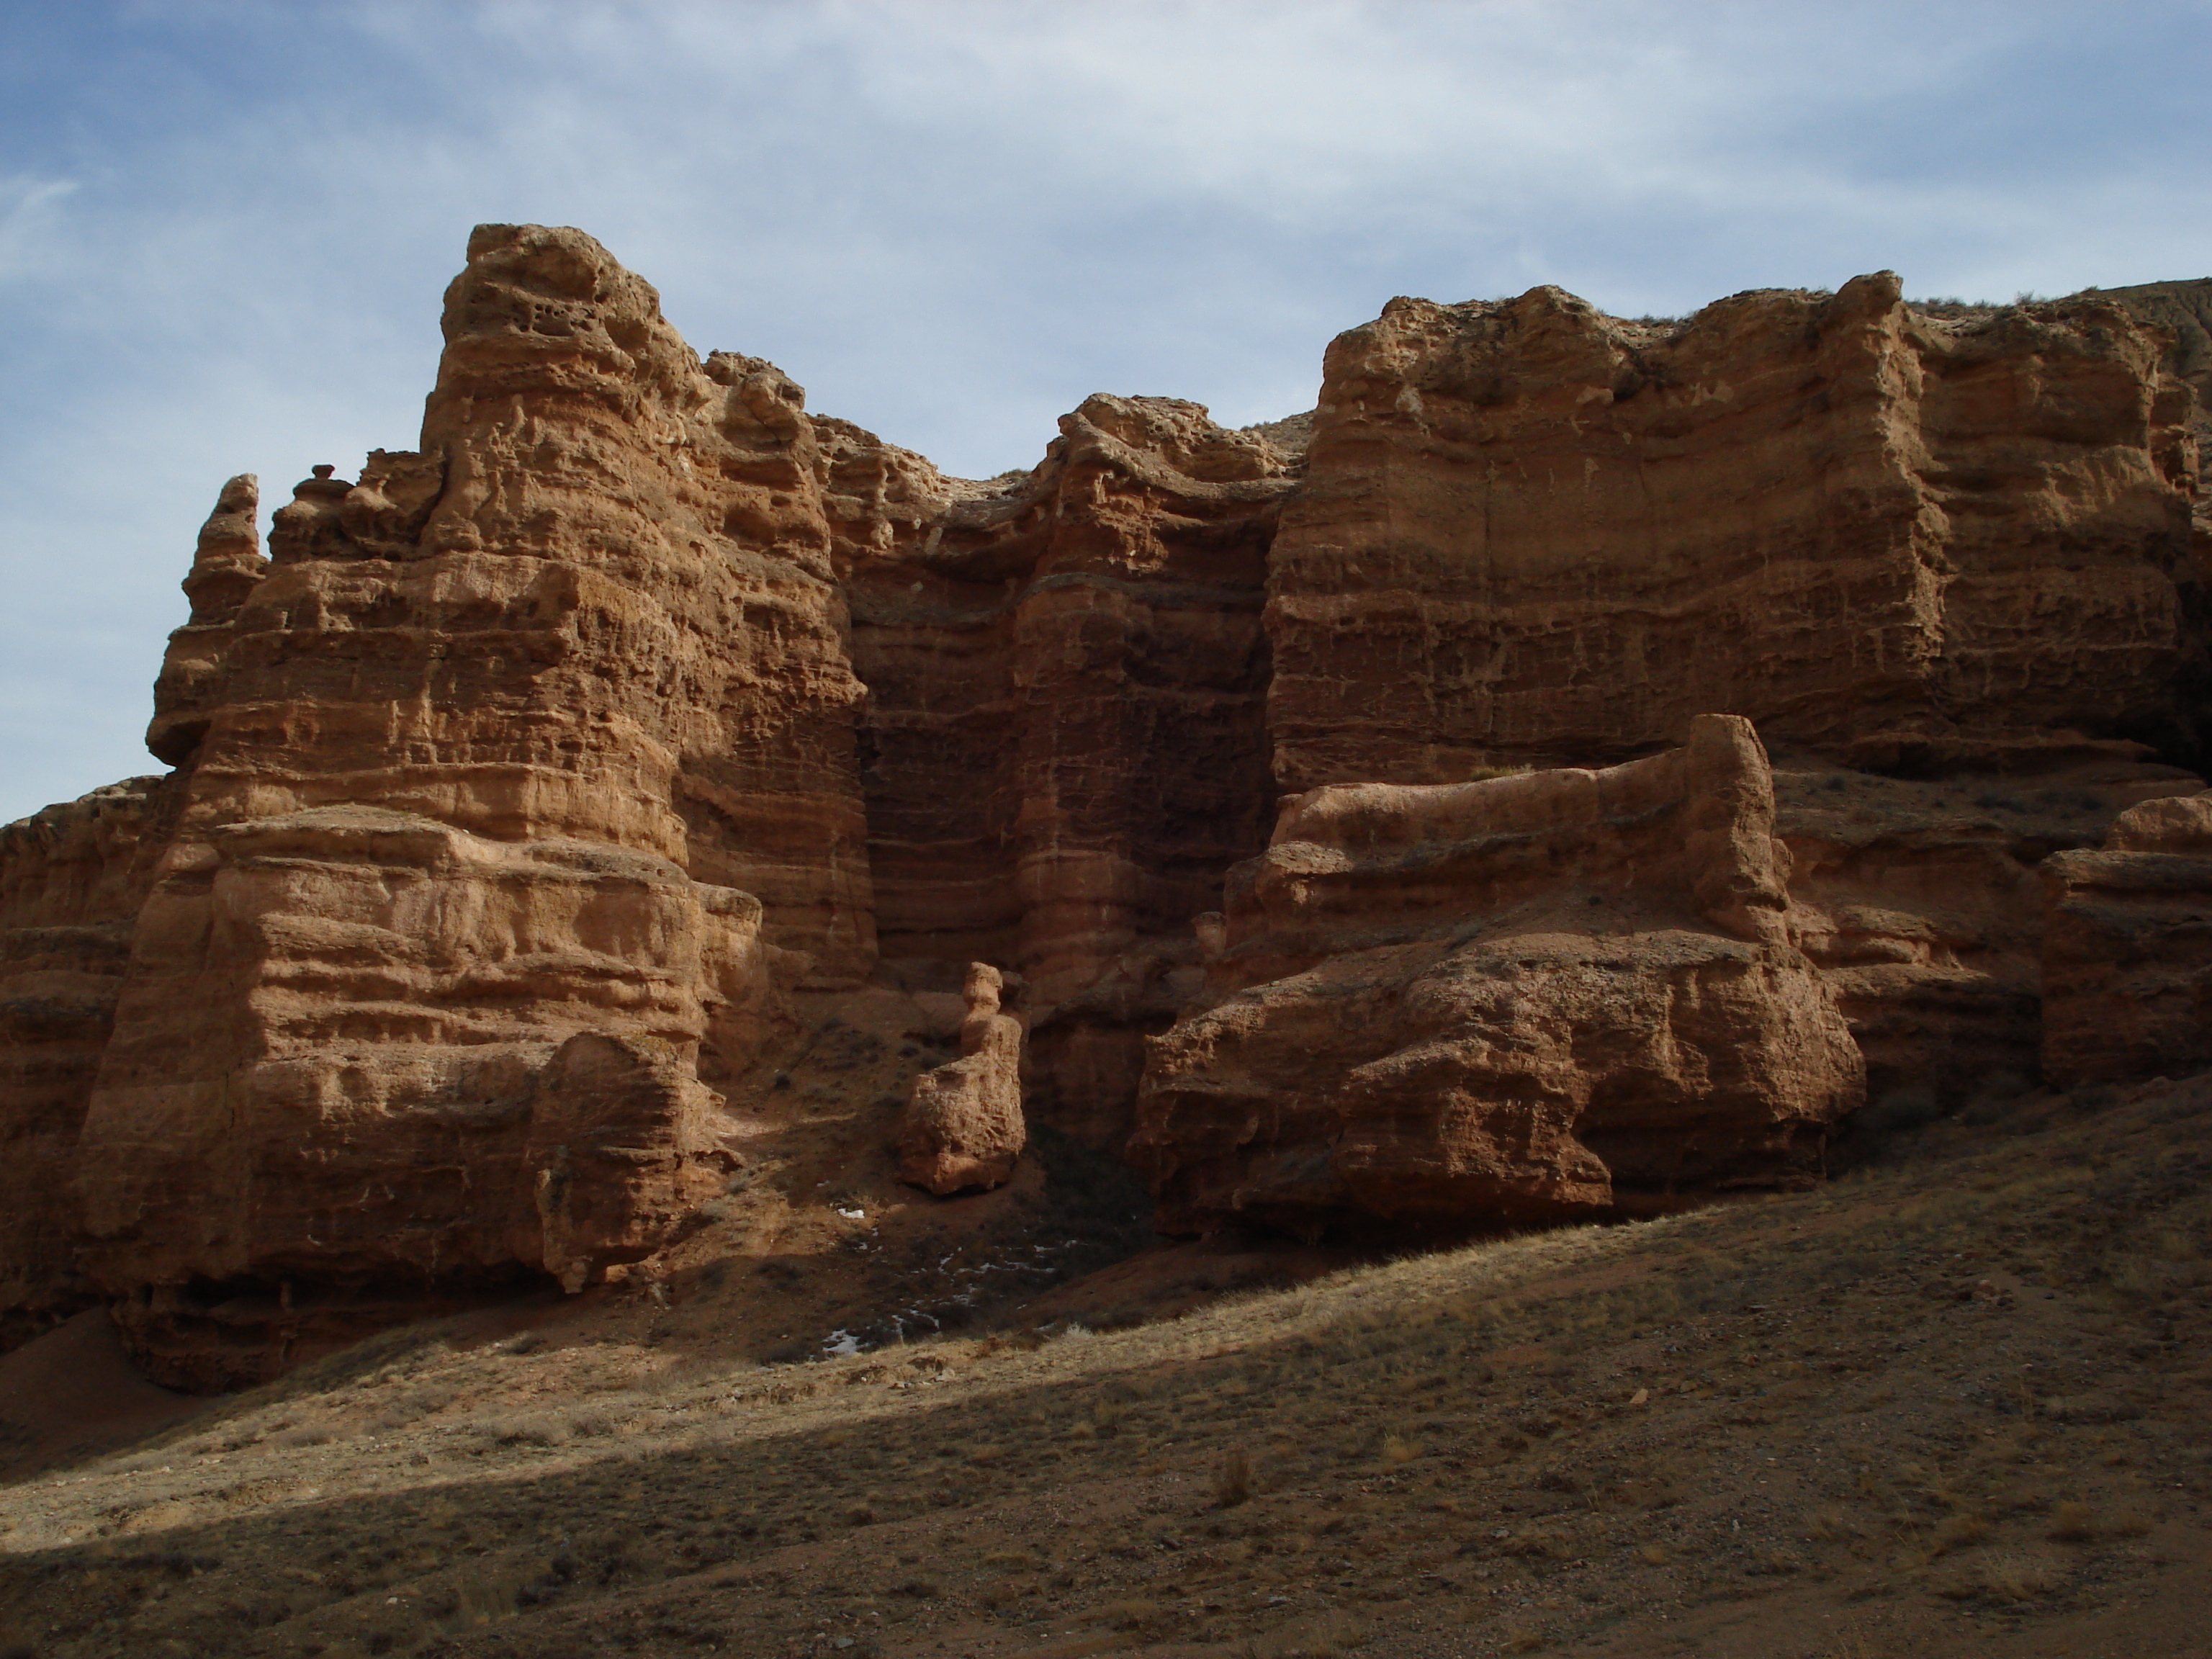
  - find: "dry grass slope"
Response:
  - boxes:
[3,1073,2211,1658]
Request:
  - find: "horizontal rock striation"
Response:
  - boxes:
[1267,274,2206,790]
[2041,791,2212,1089]
[846,394,1295,1147]
[0,778,177,1349]
[6,235,2212,1373]
[74,806,769,1388]
[1130,716,1864,1236]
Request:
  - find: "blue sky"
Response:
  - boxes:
[4,0,2209,824]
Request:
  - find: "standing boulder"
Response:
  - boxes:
[896,963,1027,1195]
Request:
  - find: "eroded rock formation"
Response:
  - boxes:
[2041,791,2212,1088]
[2,232,2208,1380]
[1130,716,1864,1236]
[0,778,176,1349]
[1267,275,2206,788]
[843,394,1295,1148]
[895,962,1027,1195]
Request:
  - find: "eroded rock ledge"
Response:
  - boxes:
[4,225,2208,1383]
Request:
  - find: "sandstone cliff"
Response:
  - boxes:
[1130,716,1863,1236]
[0,778,176,1349]
[3,233,2209,1382]
[843,394,1295,1148]
[1267,274,2205,788]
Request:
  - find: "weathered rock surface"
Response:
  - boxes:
[2041,790,2212,1089]
[6,233,2212,1376]
[1130,717,1865,1236]
[151,226,880,982]
[1267,276,2206,790]
[1773,749,2204,1112]
[76,805,769,1387]
[895,963,1027,1195]
[0,778,177,1349]
[844,394,1295,1148]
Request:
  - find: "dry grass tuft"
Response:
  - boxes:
[1236,1609,1370,1658]
[1976,1550,2064,1600]
[1215,1443,1255,1507]
[2046,1499,2098,1542]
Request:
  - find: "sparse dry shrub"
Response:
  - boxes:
[1975,1550,2062,1600]
[1097,1596,1164,1632]
[1929,1511,1988,1555]
[2047,1500,2098,1542]
[1380,1434,1419,1467]
[1807,1507,1856,1542]
[1216,1444,1254,1507]
[1236,1609,1370,1658]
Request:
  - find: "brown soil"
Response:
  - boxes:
[3,1074,2209,1659]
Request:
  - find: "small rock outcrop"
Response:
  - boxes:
[1130,716,1865,1236]
[2041,791,2212,1088]
[896,963,1027,1195]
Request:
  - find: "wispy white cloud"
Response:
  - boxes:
[0,175,78,281]
[0,0,2207,822]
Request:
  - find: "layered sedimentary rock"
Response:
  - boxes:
[895,962,1027,1195]
[1268,274,2206,789]
[76,806,769,1387]
[6,232,2211,1374]
[0,778,176,1348]
[150,227,879,981]
[62,226,863,1381]
[1130,716,1864,1236]
[1776,750,2206,1111]
[2041,791,2212,1088]
[843,395,1296,1146]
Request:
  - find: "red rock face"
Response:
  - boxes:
[1267,276,2206,789]
[3,234,2208,1377]
[1131,717,1864,1236]
[153,227,878,981]
[73,807,765,1388]
[0,778,176,1349]
[2041,791,2212,1089]
[845,395,1294,1148]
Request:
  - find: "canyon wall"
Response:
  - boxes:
[843,395,1294,1147]
[2,235,2207,1380]
[1267,274,2205,788]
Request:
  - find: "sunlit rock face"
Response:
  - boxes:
[1131,716,1866,1238]
[1266,276,2206,789]
[2,231,2208,1382]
